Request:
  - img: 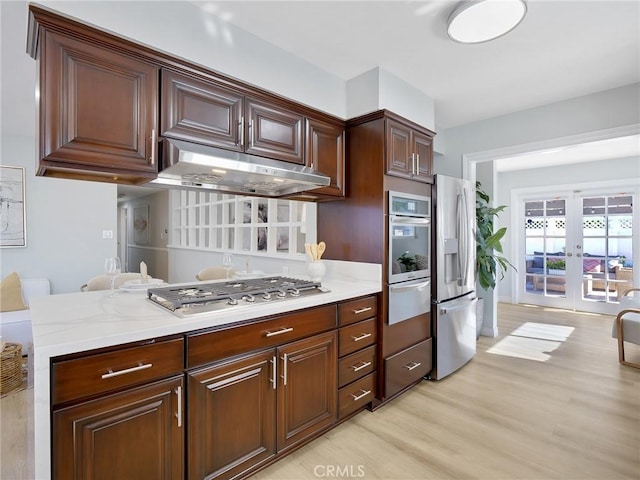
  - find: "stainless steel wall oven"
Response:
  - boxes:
[387,191,431,325]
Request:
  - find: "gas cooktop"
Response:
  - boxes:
[147,276,330,317]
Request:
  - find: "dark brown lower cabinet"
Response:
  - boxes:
[187,331,337,480]
[187,350,276,480]
[277,331,337,452]
[53,375,184,480]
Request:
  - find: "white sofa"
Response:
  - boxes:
[0,278,51,350]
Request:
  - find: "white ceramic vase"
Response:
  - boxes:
[307,261,326,282]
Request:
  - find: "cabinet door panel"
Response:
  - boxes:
[41,31,158,176]
[188,350,276,480]
[412,131,433,182]
[246,99,304,164]
[277,331,337,451]
[385,119,412,179]
[53,376,183,480]
[305,118,345,197]
[161,69,243,150]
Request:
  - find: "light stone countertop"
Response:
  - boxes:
[30,260,381,479]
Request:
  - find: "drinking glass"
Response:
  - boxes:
[222,253,233,279]
[104,257,122,296]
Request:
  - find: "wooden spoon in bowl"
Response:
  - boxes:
[317,241,326,260]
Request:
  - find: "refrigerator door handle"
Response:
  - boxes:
[456,192,469,286]
[460,186,471,286]
[440,297,477,315]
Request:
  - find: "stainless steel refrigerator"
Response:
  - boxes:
[432,174,477,380]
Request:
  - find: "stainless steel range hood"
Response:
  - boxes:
[149,138,331,197]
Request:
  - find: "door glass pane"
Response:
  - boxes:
[582,195,633,303]
[524,199,566,297]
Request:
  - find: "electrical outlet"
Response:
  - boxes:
[102,230,113,239]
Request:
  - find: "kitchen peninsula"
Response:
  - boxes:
[30,261,381,479]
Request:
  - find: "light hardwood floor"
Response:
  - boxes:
[2,303,638,480]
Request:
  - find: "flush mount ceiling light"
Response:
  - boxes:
[447,0,527,44]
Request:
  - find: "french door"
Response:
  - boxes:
[520,186,637,315]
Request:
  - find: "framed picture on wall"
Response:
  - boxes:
[133,205,149,245]
[0,165,26,248]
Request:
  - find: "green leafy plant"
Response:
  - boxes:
[476,181,516,290]
[546,258,566,270]
[398,251,416,271]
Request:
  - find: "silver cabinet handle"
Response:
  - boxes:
[249,119,254,147]
[415,153,420,175]
[389,280,430,292]
[149,129,157,165]
[270,355,277,390]
[265,327,293,337]
[404,361,421,371]
[405,361,421,371]
[281,353,288,386]
[353,306,373,315]
[238,117,245,147]
[352,332,372,342]
[351,361,372,372]
[351,389,371,401]
[175,385,182,428]
[101,363,152,379]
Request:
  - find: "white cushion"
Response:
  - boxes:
[612,293,640,343]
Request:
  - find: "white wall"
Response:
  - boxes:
[436,83,640,177]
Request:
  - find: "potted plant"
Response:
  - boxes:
[475,181,516,336]
[546,258,566,274]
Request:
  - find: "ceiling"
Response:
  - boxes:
[195,0,640,129]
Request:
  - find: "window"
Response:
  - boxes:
[169,191,316,256]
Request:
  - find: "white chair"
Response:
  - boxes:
[613,287,640,369]
[195,266,235,281]
[81,273,145,292]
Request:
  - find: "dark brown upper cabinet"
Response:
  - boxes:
[161,69,244,151]
[386,118,434,184]
[28,8,159,185]
[27,5,345,196]
[245,97,304,164]
[161,69,345,198]
[302,117,345,198]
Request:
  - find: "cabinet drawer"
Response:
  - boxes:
[338,345,376,388]
[187,304,337,367]
[52,338,184,405]
[384,338,432,399]
[338,296,377,326]
[338,373,375,420]
[339,318,376,357]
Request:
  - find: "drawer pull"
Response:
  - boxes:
[175,385,182,428]
[101,363,153,379]
[350,389,371,401]
[265,327,294,337]
[353,306,373,315]
[351,361,372,372]
[404,361,422,371]
[352,332,372,342]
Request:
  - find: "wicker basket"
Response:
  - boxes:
[0,342,23,395]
